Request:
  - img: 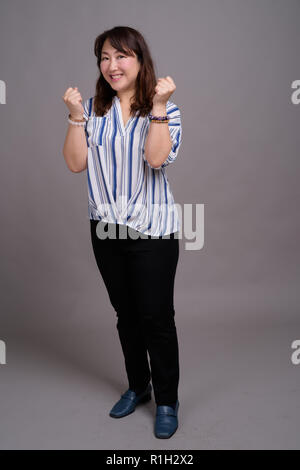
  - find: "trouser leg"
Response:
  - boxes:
[124,235,180,406]
[116,310,151,394]
[90,220,151,393]
[139,307,180,406]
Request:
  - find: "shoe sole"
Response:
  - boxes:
[109,392,152,418]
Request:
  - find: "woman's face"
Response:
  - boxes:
[100,38,140,96]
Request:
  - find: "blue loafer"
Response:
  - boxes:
[109,383,152,418]
[154,400,179,438]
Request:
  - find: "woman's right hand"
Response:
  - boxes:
[62,87,85,119]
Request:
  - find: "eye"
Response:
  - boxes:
[101,55,126,61]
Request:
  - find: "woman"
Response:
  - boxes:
[62,26,183,439]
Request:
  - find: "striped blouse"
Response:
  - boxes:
[82,95,183,237]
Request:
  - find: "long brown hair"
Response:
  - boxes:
[93,26,157,117]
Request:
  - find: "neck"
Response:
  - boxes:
[117,90,135,105]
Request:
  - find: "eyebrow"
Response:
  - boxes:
[101,50,126,56]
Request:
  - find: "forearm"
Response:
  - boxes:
[63,123,88,173]
[144,104,172,169]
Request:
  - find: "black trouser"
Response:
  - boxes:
[90,220,180,406]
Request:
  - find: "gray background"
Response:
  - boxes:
[1,0,300,450]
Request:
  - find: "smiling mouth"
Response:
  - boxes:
[110,74,124,80]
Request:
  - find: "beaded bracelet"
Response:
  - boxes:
[148,113,169,123]
[68,114,87,126]
[149,120,169,123]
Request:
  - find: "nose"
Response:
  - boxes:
[107,59,120,73]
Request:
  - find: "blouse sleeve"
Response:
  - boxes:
[82,97,93,121]
[143,100,183,170]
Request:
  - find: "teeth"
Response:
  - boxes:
[111,74,123,78]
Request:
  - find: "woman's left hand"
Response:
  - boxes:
[152,76,176,106]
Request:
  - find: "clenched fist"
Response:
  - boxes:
[152,76,176,106]
[62,87,84,119]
